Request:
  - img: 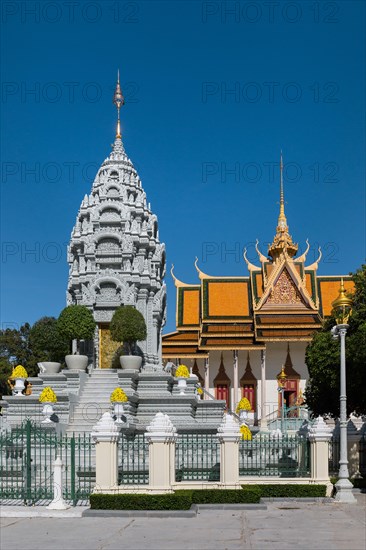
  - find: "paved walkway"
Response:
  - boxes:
[1,493,365,550]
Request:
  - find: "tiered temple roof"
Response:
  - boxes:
[162,154,353,359]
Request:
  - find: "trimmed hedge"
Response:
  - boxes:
[90,493,192,510]
[191,487,261,504]
[253,484,327,498]
[90,485,327,510]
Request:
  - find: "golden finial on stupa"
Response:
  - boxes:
[113,69,125,139]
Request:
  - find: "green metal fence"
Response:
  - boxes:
[118,432,149,484]
[329,437,340,477]
[239,434,310,477]
[0,421,94,505]
[359,434,366,477]
[57,432,94,505]
[175,433,220,481]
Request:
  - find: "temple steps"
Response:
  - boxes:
[66,369,120,434]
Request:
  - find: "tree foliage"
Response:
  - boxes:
[57,305,96,348]
[110,306,147,355]
[0,323,38,396]
[305,264,366,416]
[29,317,69,362]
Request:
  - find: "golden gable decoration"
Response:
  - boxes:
[266,269,304,306]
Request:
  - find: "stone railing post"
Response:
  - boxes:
[146,412,177,492]
[92,412,119,491]
[308,416,332,483]
[217,413,241,488]
[347,415,363,478]
[47,457,70,510]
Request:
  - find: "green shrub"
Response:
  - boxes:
[252,484,327,498]
[190,488,261,504]
[29,316,69,362]
[90,493,192,510]
[110,306,147,355]
[57,305,96,352]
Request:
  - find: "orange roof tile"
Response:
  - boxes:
[208,281,249,317]
[319,278,354,316]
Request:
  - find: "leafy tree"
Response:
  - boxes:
[57,305,96,353]
[305,264,366,416]
[29,317,69,362]
[110,306,147,355]
[0,323,38,396]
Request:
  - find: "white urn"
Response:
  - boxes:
[42,403,54,423]
[13,378,26,396]
[177,377,187,395]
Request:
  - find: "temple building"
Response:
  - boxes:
[162,155,353,425]
[67,74,166,369]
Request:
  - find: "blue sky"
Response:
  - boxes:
[1,0,365,334]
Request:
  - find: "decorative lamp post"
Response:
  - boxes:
[277,366,287,434]
[331,279,356,503]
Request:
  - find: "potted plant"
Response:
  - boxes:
[57,305,96,371]
[29,316,69,374]
[240,424,252,441]
[196,384,204,400]
[39,386,57,423]
[236,397,252,424]
[174,364,190,395]
[110,387,128,423]
[110,306,147,370]
[10,365,28,396]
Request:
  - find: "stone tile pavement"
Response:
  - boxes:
[1,493,365,550]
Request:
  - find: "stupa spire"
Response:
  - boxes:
[113,69,124,139]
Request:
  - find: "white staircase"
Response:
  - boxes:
[66,369,120,434]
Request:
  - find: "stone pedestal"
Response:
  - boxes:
[308,416,332,487]
[92,412,119,491]
[146,412,177,492]
[217,413,241,488]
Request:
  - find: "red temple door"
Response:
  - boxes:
[216,384,230,407]
[242,384,255,411]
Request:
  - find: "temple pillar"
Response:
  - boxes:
[233,350,239,409]
[260,349,267,428]
[204,356,209,400]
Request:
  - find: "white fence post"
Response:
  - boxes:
[217,413,241,488]
[146,412,177,492]
[347,415,364,478]
[92,412,119,491]
[308,416,332,484]
[47,457,70,510]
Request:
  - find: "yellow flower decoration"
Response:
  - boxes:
[110,387,128,403]
[197,387,203,395]
[175,365,190,378]
[11,365,28,378]
[236,397,251,413]
[39,386,57,403]
[240,424,252,440]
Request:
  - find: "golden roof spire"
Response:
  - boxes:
[278,151,287,228]
[268,152,298,261]
[113,69,124,139]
